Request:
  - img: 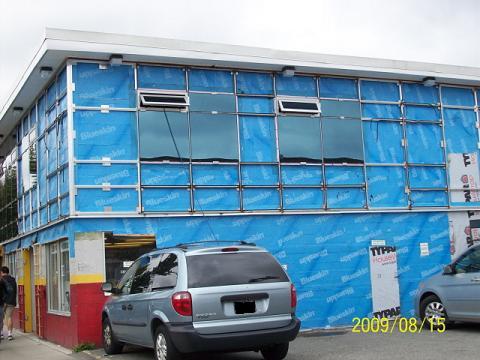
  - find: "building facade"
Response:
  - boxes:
[1,29,480,347]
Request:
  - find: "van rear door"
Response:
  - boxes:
[186,249,293,334]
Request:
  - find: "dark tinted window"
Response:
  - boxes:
[117,260,140,295]
[278,116,322,163]
[190,113,238,162]
[281,101,319,111]
[151,253,178,290]
[187,252,289,288]
[130,256,151,294]
[139,111,189,161]
[322,118,364,164]
[456,248,480,274]
[130,253,179,294]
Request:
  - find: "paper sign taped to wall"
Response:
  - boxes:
[420,243,429,256]
[449,153,480,203]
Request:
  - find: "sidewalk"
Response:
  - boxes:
[0,331,80,360]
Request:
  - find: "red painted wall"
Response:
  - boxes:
[16,282,107,349]
[71,283,108,347]
[35,285,47,338]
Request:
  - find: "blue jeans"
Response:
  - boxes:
[0,305,3,340]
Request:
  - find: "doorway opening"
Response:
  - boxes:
[104,233,156,285]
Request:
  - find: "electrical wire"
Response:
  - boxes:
[162,109,218,241]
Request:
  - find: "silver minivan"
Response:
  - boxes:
[101,242,300,360]
[416,244,480,327]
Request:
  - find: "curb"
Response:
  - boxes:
[15,330,73,355]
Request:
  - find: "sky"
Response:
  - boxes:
[1,0,480,110]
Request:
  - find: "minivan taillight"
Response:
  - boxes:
[172,291,192,316]
[290,284,297,308]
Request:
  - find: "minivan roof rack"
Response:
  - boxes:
[175,240,256,248]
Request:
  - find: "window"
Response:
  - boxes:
[322,118,364,164]
[139,111,190,161]
[190,113,238,162]
[278,116,322,163]
[187,252,288,288]
[138,90,189,110]
[277,98,320,115]
[130,256,151,294]
[47,239,70,313]
[21,140,37,192]
[128,253,178,294]
[455,248,480,274]
[116,259,140,295]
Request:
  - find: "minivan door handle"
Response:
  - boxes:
[127,304,133,311]
[121,305,127,311]
[471,277,480,283]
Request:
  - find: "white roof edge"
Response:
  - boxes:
[43,27,480,79]
[2,27,480,146]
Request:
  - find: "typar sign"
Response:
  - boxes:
[369,245,401,319]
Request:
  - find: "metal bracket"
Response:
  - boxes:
[100,105,110,113]
[101,157,111,166]
[102,183,111,191]
[99,64,109,70]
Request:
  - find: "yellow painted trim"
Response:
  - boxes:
[17,276,25,286]
[70,274,105,284]
[23,249,33,333]
[35,277,47,286]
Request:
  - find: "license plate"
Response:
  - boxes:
[234,301,256,314]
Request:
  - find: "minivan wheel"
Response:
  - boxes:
[102,318,124,355]
[420,295,449,330]
[261,342,289,360]
[154,326,182,360]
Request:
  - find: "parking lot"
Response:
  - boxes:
[84,323,480,360]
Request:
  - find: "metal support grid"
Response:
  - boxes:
[15,64,70,230]
[358,79,407,210]
[134,63,142,214]
[403,84,448,208]
[439,84,478,205]
[59,60,480,215]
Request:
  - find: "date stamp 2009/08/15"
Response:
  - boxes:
[352,317,446,334]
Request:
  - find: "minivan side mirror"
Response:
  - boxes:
[443,264,455,275]
[101,282,117,293]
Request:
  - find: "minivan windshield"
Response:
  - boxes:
[186,251,289,288]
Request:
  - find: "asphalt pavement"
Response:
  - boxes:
[82,323,480,360]
[3,324,480,360]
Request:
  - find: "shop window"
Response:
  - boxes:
[278,116,322,163]
[47,239,70,313]
[139,111,190,161]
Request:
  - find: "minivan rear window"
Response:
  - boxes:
[186,251,289,288]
